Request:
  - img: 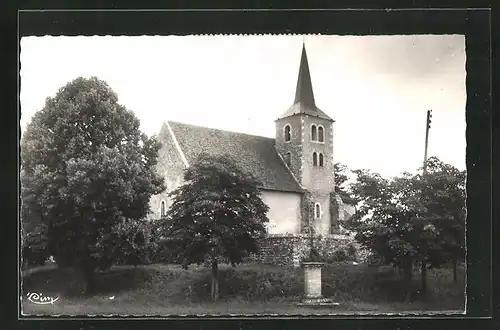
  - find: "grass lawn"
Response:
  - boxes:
[21,262,465,316]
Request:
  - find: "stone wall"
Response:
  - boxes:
[148,122,187,220]
[275,116,303,182]
[329,192,341,234]
[248,235,300,266]
[300,115,335,192]
[248,233,354,267]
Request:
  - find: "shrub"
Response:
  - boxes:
[148,239,182,264]
[145,219,183,265]
[23,262,465,309]
[346,243,357,258]
[331,249,349,262]
[109,219,151,268]
[21,226,49,267]
[321,240,358,263]
[186,265,304,302]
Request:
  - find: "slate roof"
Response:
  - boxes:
[166,121,304,193]
[278,43,334,122]
[278,102,333,121]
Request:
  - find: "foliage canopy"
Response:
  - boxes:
[161,154,269,301]
[345,157,465,297]
[163,153,270,267]
[21,77,164,288]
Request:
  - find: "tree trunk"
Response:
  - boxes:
[403,261,413,303]
[452,258,458,284]
[74,256,96,295]
[82,264,96,294]
[420,261,427,293]
[210,256,219,302]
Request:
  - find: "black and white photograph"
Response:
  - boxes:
[20,33,467,316]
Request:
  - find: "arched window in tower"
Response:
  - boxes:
[284,125,291,142]
[319,153,324,167]
[284,152,291,167]
[314,203,322,218]
[160,200,166,217]
[311,125,317,141]
[318,126,324,142]
[312,152,318,166]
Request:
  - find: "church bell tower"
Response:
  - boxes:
[275,43,336,235]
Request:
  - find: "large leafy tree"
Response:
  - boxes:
[21,77,164,292]
[346,157,465,300]
[347,170,420,287]
[162,154,269,302]
[391,171,443,294]
[334,162,357,206]
[392,157,465,290]
[418,157,466,284]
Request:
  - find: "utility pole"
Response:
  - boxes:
[420,109,432,294]
[423,110,432,174]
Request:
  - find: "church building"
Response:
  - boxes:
[149,44,345,241]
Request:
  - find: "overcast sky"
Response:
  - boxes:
[20,35,466,178]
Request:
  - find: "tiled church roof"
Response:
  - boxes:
[166,121,304,193]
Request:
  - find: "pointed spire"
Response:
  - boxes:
[276,42,333,122]
[294,43,316,107]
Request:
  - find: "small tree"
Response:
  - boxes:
[418,157,466,284]
[346,169,420,301]
[163,154,269,302]
[392,172,442,294]
[21,77,164,292]
[346,158,466,300]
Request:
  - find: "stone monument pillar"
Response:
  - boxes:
[303,262,323,299]
[298,261,337,305]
